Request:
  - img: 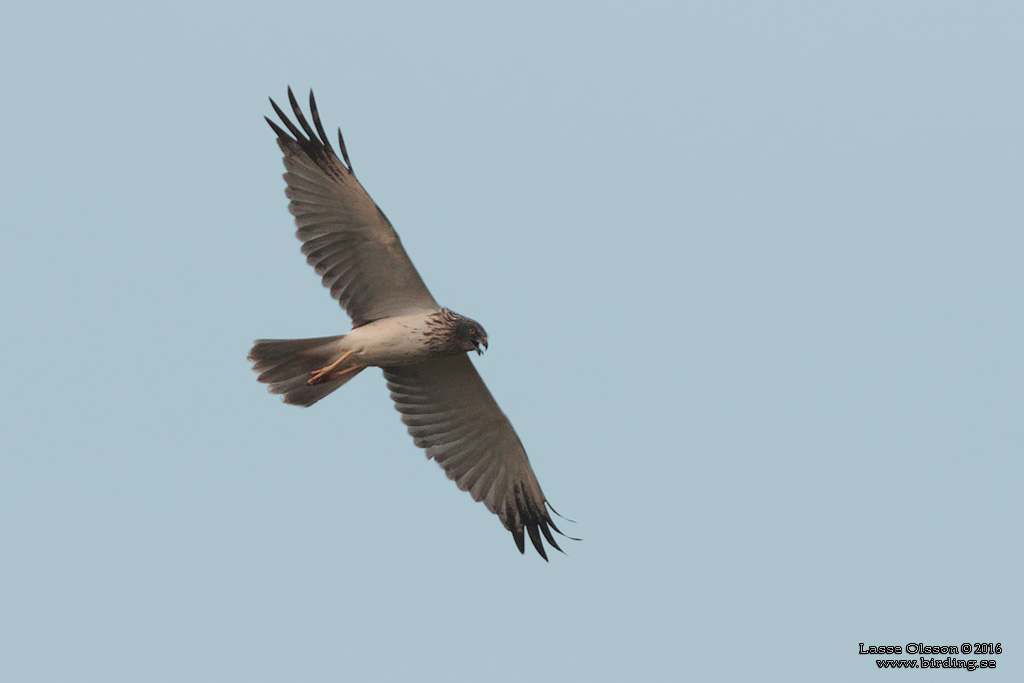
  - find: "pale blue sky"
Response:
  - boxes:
[2,2,1021,681]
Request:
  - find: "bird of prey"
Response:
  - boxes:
[248,88,570,559]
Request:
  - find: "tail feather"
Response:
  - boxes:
[248,335,365,407]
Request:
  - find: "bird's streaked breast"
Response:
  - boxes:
[345,311,458,367]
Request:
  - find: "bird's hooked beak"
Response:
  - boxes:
[474,337,488,355]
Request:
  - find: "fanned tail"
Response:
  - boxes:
[248,335,364,406]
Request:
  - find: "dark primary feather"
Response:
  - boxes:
[266,89,347,177]
[265,88,439,327]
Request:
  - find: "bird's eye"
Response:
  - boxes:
[470,327,478,336]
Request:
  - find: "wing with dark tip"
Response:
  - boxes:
[266,88,439,327]
[383,355,569,559]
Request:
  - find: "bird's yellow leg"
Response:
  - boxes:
[308,351,356,385]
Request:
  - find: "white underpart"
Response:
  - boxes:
[341,311,443,367]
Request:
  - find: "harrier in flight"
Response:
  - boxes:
[249,89,570,559]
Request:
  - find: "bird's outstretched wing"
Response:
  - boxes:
[266,88,439,327]
[384,355,569,559]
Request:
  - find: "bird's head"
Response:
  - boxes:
[451,315,489,355]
